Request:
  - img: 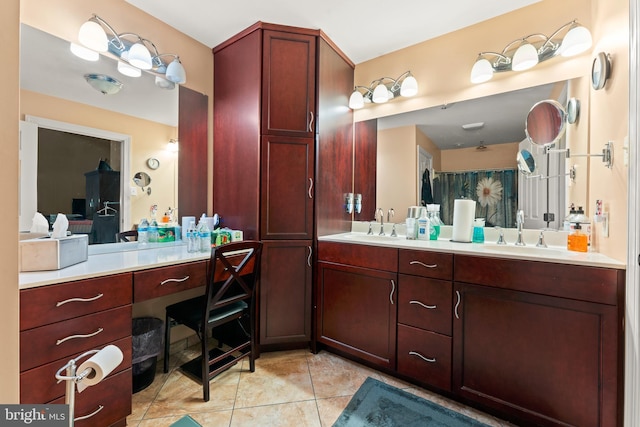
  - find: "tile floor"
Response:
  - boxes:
[129,347,513,427]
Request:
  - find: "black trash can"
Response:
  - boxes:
[132,317,164,393]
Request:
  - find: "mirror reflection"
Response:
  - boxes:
[517,149,537,175]
[133,172,152,195]
[19,23,179,243]
[376,79,583,230]
[525,99,567,146]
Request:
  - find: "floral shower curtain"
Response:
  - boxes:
[432,169,518,228]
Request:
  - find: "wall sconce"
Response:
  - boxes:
[71,14,187,88]
[470,20,592,84]
[167,139,179,152]
[349,71,418,109]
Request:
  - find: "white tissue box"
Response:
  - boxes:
[19,234,89,272]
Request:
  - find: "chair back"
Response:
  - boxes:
[203,241,263,323]
[116,230,138,242]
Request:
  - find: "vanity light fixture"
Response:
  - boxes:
[73,14,187,86]
[470,20,592,84]
[167,139,179,152]
[349,71,418,109]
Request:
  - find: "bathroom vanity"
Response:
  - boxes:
[316,233,625,427]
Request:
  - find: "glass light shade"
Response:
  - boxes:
[400,75,418,97]
[348,90,364,109]
[70,42,99,61]
[470,58,494,83]
[78,20,108,52]
[117,61,142,78]
[167,140,179,152]
[372,83,389,103]
[559,26,593,57]
[155,76,176,90]
[166,58,187,84]
[127,43,152,70]
[84,74,123,95]
[512,42,539,71]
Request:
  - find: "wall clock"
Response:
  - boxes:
[591,52,611,90]
[146,157,160,170]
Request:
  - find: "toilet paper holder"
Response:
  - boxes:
[55,346,123,427]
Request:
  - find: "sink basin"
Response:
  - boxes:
[341,233,403,243]
[482,243,570,258]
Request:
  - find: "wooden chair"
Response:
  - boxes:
[116,230,138,242]
[163,241,262,401]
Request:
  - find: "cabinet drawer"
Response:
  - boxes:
[134,261,207,302]
[20,305,132,371]
[399,249,453,280]
[20,273,132,331]
[397,324,451,391]
[50,368,132,427]
[20,336,132,404]
[398,275,452,336]
[317,241,398,272]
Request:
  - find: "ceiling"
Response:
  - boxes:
[125,0,540,64]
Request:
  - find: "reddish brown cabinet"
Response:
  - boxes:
[214,22,353,346]
[260,136,314,240]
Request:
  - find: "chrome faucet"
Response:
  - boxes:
[515,210,525,246]
[495,226,506,245]
[536,230,547,248]
[376,208,385,236]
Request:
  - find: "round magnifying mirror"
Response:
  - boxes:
[524,99,567,146]
[133,172,152,195]
[517,149,536,175]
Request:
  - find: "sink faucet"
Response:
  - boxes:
[515,210,525,246]
[376,208,385,236]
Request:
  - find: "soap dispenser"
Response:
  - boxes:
[567,223,588,252]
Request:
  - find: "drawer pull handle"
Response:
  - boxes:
[455,290,461,319]
[160,276,190,285]
[307,246,313,267]
[409,300,437,309]
[56,328,104,345]
[56,293,104,307]
[390,280,396,305]
[308,178,314,199]
[309,111,314,132]
[409,260,438,269]
[409,351,436,363]
[75,405,104,422]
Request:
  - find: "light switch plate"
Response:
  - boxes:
[130,186,138,196]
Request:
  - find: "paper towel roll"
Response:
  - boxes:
[76,345,123,392]
[452,199,476,243]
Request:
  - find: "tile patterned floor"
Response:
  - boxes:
[129,348,513,427]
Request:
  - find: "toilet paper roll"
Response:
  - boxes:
[76,345,123,393]
[452,199,476,243]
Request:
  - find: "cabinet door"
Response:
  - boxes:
[316,262,397,370]
[262,30,316,137]
[353,119,377,221]
[453,283,619,427]
[261,135,314,240]
[260,241,313,345]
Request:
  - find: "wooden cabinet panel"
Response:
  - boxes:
[453,282,619,427]
[260,241,312,344]
[133,261,207,302]
[20,273,132,331]
[260,136,314,240]
[20,336,132,404]
[316,262,397,369]
[398,274,452,336]
[317,241,398,272]
[454,254,622,305]
[399,249,453,281]
[397,324,451,391]
[262,30,316,137]
[353,119,377,222]
[50,368,132,427]
[20,305,132,371]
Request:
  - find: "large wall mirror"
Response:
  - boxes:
[374,78,588,230]
[19,23,179,243]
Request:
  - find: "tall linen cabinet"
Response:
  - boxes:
[213,22,354,348]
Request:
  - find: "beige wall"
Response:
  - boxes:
[2,0,19,404]
[21,90,179,227]
[441,143,519,172]
[355,0,629,262]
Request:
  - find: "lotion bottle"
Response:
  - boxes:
[417,209,430,241]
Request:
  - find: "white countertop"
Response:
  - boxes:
[319,223,626,270]
[19,242,209,290]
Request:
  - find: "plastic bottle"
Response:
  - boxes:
[427,205,443,240]
[198,215,211,252]
[417,208,430,241]
[186,221,197,253]
[567,222,588,252]
[148,218,159,243]
[137,218,149,244]
[563,204,577,232]
[432,204,443,239]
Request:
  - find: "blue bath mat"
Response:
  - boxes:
[170,415,201,427]
[333,377,491,427]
